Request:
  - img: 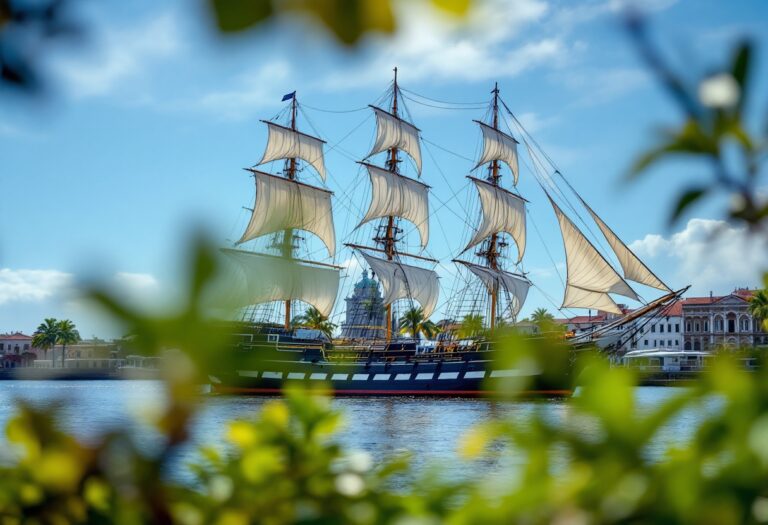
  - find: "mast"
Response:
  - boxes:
[484,83,502,330]
[383,67,399,341]
[283,93,298,330]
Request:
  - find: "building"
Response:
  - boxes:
[340,269,387,340]
[620,301,683,353]
[0,332,34,355]
[0,332,40,368]
[682,288,767,351]
[556,306,628,336]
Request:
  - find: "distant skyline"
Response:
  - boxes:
[2,0,767,337]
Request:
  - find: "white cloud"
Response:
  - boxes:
[0,269,73,306]
[629,218,768,295]
[53,12,181,98]
[194,60,292,119]
[563,67,650,106]
[319,0,561,89]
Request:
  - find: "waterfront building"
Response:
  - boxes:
[340,269,388,340]
[682,288,767,350]
[556,307,628,336]
[0,332,40,368]
[619,301,683,354]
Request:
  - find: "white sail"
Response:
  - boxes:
[359,252,439,319]
[582,201,672,293]
[238,170,336,257]
[455,261,531,318]
[474,121,520,185]
[367,106,422,174]
[550,198,638,314]
[358,163,430,248]
[258,121,327,181]
[465,177,526,262]
[221,249,340,318]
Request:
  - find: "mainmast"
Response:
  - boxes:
[382,67,399,341]
[283,93,299,330]
[481,83,504,330]
[349,67,440,342]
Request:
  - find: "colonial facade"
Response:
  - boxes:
[682,288,767,351]
[622,301,683,353]
[340,269,387,340]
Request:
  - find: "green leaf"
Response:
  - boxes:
[669,187,708,224]
[209,0,273,32]
[730,40,752,113]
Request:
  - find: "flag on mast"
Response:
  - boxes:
[281,91,296,101]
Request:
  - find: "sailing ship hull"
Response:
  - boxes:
[209,328,572,398]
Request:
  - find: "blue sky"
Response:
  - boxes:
[1,0,767,337]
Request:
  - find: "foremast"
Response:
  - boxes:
[455,83,531,330]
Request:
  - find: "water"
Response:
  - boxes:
[0,381,704,483]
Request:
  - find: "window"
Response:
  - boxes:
[0,343,3,351]
[675,340,679,346]
[695,323,700,332]
[686,323,691,332]
[675,324,680,332]
[704,321,709,332]
[653,339,657,347]
[740,318,750,331]
[651,325,656,333]
[660,324,665,333]
[728,319,735,333]
[668,340,672,346]
[644,340,648,346]
[659,340,664,347]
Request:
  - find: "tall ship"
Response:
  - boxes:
[210,69,686,397]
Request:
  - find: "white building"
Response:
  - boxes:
[618,301,683,354]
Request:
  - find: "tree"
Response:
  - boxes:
[530,308,555,325]
[56,319,80,368]
[292,307,337,340]
[32,318,59,366]
[748,289,768,331]
[458,314,484,339]
[398,307,440,340]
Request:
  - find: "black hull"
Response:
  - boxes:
[211,329,572,398]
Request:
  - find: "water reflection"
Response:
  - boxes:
[0,381,698,483]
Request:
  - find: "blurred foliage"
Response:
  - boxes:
[627,17,767,228]
[0,0,81,92]
[4,295,768,523]
[208,0,472,44]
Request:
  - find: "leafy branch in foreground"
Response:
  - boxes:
[627,16,767,228]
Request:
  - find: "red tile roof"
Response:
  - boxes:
[660,301,683,316]
[0,333,32,340]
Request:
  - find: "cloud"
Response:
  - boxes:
[0,269,73,306]
[319,0,561,90]
[53,12,181,98]
[194,60,292,119]
[629,218,768,296]
[562,67,650,106]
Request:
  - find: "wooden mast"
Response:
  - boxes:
[284,93,298,330]
[485,83,501,330]
[384,67,399,342]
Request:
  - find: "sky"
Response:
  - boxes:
[1,0,767,338]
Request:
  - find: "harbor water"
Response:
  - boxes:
[0,381,704,483]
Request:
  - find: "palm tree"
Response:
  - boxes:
[530,307,555,324]
[398,307,441,340]
[56,319,80,368]
[458,314,484,339]
[32,318,59,366]
[292,306,337,340]
[748,289,768,331]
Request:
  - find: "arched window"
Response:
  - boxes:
[704,321,709,332]
[686,322,691,332]
[693,341,701,351]
[715,317,724,331]
[740,317,750,332]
